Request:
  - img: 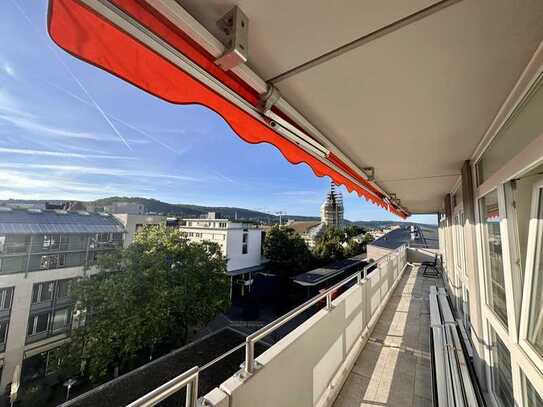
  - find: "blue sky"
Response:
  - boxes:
[0,1,436,224]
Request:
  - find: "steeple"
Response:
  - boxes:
[320,182,344,228]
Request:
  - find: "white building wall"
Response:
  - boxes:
[0,266,87,390]
[225,229,262,272]
[113,214,166,247]
[179,220,262,273]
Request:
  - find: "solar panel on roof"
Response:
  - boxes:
[0,209,124,235]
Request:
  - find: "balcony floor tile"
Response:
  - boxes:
[333,265,442,407]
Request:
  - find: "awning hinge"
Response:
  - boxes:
[363,167,375,181]
[261,85,281,113]
[215,6,249,71]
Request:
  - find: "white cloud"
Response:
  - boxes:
[0,114,149,145]
[0,162,218,183]
[0,147,135,160]
[2,62,15,78]
[0,169,155,201]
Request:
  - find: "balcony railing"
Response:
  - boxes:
[126,244,409,407]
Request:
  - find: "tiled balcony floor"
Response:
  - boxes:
[334,266,443,407]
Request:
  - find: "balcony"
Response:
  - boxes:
[61,246,448,407]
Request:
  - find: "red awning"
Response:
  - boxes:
[47,0,408,218]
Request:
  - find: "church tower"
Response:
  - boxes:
[320,182,344,228]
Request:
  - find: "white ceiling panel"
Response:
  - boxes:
[177,0,543,213]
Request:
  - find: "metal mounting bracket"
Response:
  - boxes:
[261,85,281,113]
[215,6,249,71]
[363,167,375,181]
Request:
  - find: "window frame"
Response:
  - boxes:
[478,187,517,333]
[519,178,543,370]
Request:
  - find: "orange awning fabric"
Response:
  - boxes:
[48,0,409,219]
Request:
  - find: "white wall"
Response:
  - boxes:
[225,229,262,272]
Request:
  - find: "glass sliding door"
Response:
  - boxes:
[479,189,508,328]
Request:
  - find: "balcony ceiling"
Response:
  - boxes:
[179,0,543,213]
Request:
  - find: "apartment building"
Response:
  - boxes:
[178,214,264,299]
[0,209,124,392]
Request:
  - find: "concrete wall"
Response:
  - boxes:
[208,248,407,407]
[366,245,392,262]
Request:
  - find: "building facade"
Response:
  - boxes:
[0,209,124,393]
[178,214,264,273]
[438,56,543,406]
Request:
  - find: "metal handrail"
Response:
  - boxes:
[243,244,406,375]
[126,366,199,407]
[127,244,408,405]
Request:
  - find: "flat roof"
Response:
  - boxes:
[369,225,437,250]
[0,209,125,235]
[60,328,268,407]
[293,255,367,287]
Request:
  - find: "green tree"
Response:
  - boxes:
[362,232,375,244]
[344,225,364,239]
[62,226,229,382]
[314,228,346,262]
[344,239,365,257]
[263,226,314,275]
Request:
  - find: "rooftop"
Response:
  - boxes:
[62,328,268,407]
[0,208,125,235]
[293,255,367,287]
[369,225,436,251]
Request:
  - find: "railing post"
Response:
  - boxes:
[244,338,254,376]
[190,374,198,407]
[185,381,193,407]
[326,292,334,310]
[357,270,362,285]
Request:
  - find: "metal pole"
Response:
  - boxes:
[326,293,333,310]
[244,338,254,375]
[185,382,192,407]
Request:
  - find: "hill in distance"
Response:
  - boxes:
[0,197,436,229]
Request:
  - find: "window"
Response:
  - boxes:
[242,231,248,254]
[40,254,60,270]
[523,373,543,407]
[476,75,543,185]
[0,320,8,345]
[42,234,60,250]
[51,308,70,332]
[0,287,13,310]
[524,186,543,359]
[480,190,508,327]
[219,222,227,228]
[490,327,514,407]
[0,235,5,253]
[28,312,50,336]
[32,282,54,304]
[56,279,71,299]
[97,232,111,242]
